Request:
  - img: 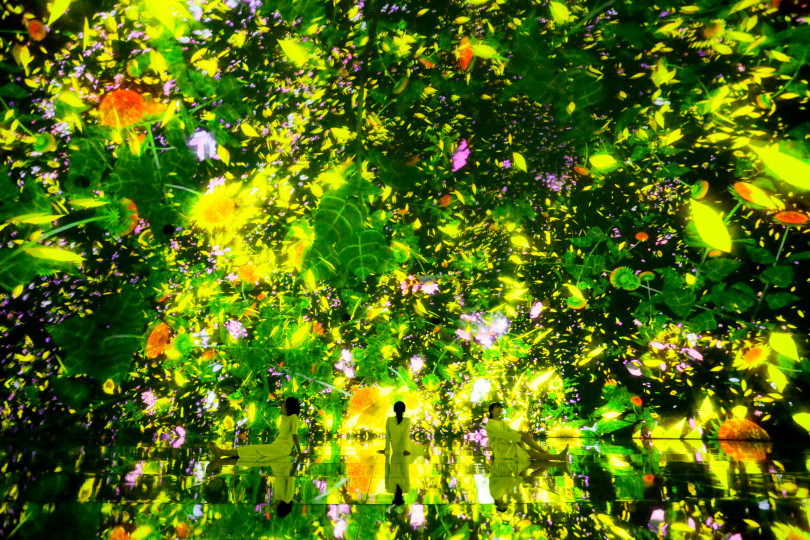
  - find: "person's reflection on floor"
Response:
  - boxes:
[489,458,568,513]
[385,454,414,525]
[205,454,300,519]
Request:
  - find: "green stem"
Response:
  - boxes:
[165,184,202,196]
[771,51,807,100]
[564,0,615,38]
[750,226,790,323]
[3,216,108,265]
[102,334,142,342]
[576,240,602,284]
[723,201,742,224]
[147,124,162,179]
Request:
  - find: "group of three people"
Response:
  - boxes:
[208,397,568,512]
[210,397,567,465]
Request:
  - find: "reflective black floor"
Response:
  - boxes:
[2,437,808,539]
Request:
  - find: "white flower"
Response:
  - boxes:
[470,379,491,403]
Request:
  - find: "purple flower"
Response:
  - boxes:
[225,320,247,340]
[188,129,218,161]
[451,139,469,171]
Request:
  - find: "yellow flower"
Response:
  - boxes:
[103,379,116,395]
[733,344,769,371]
[223,416,235,430]
[193,192,237,231]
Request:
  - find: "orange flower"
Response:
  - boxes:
[439,193,451,207]
[774,210,809,225]
[110,527,131,540]
[717,418,770,441]
[692,180,709,200]
[122,198,139,235]
[719,440,771,462]
[418,58,435,68]
[176,523,190,539]
[201,350,216,361]
[643,473,655,485]
[733,345,769,370]
[28,20,47,41]
[635,232,649,242]
[573,166,590,176]
[631,396,643,406]
[99,89,146,128]
[458,37,473,70]
[312,321,325,335]
[347,386,389,431]
[237,264,258,283]
[145,322,170,359]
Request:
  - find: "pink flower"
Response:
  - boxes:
[451,139,469,171]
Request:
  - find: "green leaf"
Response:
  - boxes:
[769,332,799,361]
[512,152,527,172]
[749,144,810,191]
[47,0,73,26]
[549,1,570,23]
[691,200,731,252]
[589,154,617,171]
[278,39,309,66]
[23,247,84,264]
[700,258,741,281]
[690,311,718,331]
[471,44,498,58]
[767,364,788,392]
[0,83,29,99]
[340,229,389,279]
[721,283,756,312]
[760,265,794,287]
[794,412,810,433]
[764,292,799,310]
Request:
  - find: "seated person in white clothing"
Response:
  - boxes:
[485,402,568,463]
[209,396,306,460]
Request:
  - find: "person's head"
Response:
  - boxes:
[392,484,405,506]
[283,396,300,417]
[203,477,228,504]
[393,401,406,424]
[276,500,293,518]
[488,402,503,420]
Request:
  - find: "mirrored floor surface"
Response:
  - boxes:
[2,438,808,539]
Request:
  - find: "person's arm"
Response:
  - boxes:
[488,420,522,443]
[291,415,305,455]
[385,418,392,453]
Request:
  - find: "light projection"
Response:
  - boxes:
[1,0,810,536]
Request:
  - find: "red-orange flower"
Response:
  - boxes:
[719,440,771,462]
[99,89,145,128]
[774,210,809,225]
[573,166,590,176]
[631,396,643,406]
[643,473,655,485]
[122,198,138,235]
[458,37,473,70]
[635,232,649,242]
[717,418,769,441]
[28,20,47,41]
[439,193,451,207]
[145,322,170,359]
[312,321,325,335]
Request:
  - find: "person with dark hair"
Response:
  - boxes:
[486,402,567,463]
[209,396,305,460]
[377,401,429,462]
